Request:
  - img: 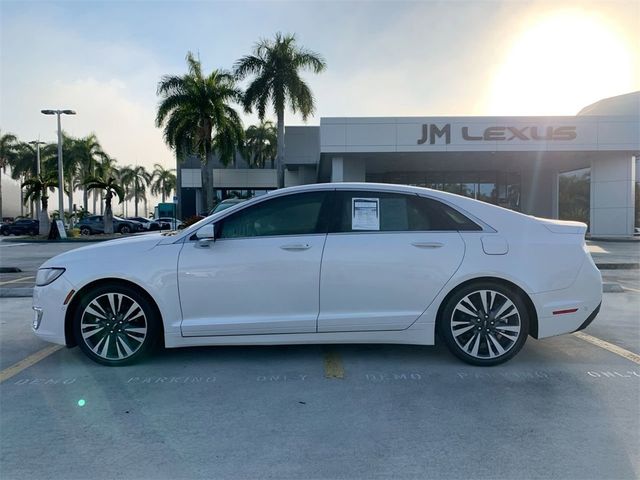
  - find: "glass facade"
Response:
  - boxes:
[558,168,590,228]
[366,171,522,211]
[213,189,273,202]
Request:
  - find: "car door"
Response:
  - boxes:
[178,190,332,336]
[318,190,469,332]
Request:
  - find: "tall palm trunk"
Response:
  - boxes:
[134,184,139,217]
[83,187,89,212]
[276,109,285,188]
[0,169,4,219]
[104,192,114,234]
[67,177,74,225]
[19,176,24,217]
[201,149,211,213]
[100,192,104,215]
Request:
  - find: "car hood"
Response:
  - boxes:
[41,233,166,268]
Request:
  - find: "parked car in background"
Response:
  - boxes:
[127,217,161,231]
[209,198,246,215]
[1,218,39,236]
[153,217,183,230]
[76,215,143,235]
[32,183,601,367]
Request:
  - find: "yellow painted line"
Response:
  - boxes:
[0,276,34,286]
[573,331,640,365]
[324,350,344,379]
[0,344,63,383]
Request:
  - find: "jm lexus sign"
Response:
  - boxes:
[417,124,577,145]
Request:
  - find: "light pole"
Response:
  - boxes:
[41,109,75,225]
[28,140,46,220]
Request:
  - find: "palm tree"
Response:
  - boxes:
[156,51,245,211]
[10,142,40,217]
[245,121,277,168]
[22,171,58,235]
[72,134,107,212]
[60,132,82,220]
[118,166,134,217]
[234,33,326,188]
[151,164,177,203]
[0,131,19,219]
[95,154,118,214]
[131,166,150,217]
[85,175,125,234]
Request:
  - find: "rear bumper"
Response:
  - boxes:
[574,302,601,332]
[532,256,603,339]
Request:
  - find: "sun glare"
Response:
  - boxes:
[486,9,636,115]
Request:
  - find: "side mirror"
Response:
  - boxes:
[195,223,216,241]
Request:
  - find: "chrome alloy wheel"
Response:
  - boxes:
[450,289,522,360]
[80,293,148,361]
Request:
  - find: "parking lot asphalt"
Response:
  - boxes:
[1,290,639,480]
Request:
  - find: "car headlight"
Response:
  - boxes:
[35,268,66,286]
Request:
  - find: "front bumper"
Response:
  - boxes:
[32,275,76,346]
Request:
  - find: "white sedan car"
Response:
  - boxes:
[32,183,602,366]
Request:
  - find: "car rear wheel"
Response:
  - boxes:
[119,225,131,234]
[73,284,160,366]
[1,230,9,236]
[439,282,529,366]
[80,227,91,236]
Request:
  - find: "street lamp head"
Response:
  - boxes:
[41,109,55,115]
[62,110,76,115]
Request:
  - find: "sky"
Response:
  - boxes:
[1,0,639,215]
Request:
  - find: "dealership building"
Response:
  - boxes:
[177,92,639,237]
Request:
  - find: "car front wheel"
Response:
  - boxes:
[439,282,529,366]
[73,284,160,366]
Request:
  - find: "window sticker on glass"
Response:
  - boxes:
[352,198,380,230]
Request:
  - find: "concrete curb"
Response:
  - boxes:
[595,263,640,270]
[0,287,34,298]
[587,236,640,243]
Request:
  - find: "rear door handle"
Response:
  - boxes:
[411,242,444,249]
[280,243,311,251]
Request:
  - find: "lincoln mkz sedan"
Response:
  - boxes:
[32,183,602,366]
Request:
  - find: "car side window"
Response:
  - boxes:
[219,192,329,239]
[331,191,481,232]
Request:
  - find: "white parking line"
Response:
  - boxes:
[0,243,29,247]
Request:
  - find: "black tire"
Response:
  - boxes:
[80,227,91,236]
[1,229,9,236]
[119,225,131,234]
[438,281,529,366]
[73,283,160,366]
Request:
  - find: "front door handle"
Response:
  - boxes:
[280,243,311,251]
[411,242,444,249]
